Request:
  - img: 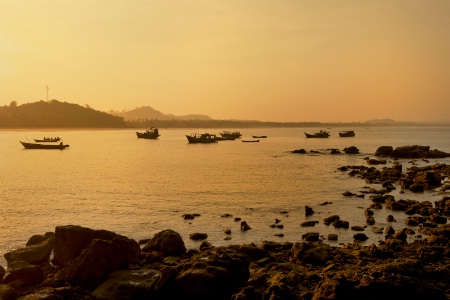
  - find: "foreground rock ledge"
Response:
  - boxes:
[2,225,450,300]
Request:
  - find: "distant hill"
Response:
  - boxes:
[0,100,127,128]
[111,106,212,121]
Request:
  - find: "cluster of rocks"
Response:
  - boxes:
[292,146,360,155]
[3,224,450,300]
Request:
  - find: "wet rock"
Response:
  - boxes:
[142,229,186,257]
[305,206,315,216]
[301,221,319,227]
[302,232,320,241]
[64,237,140,290]
[92,269,162,300]
[324,215,340,225]
[53,225,139,267]
[344,146,359,154]
[292,149,306,154]
[240,221,252,231]
[190,233,208,240]
[174,249,250,300]
[353,233,369,241]
[375,146,394,157]
[3,261,44,285]
[291,242,332,265]
[4,235,54,266]
[0,284,17,300]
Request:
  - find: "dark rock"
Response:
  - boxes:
[237,245,267,261]
[324,215,340,225]
[3,261,44,285]
[344,146,359,154]
[174,249,250,300]
[353,233,369,241]
[305,206,315,216]
[0,285,17,300]
[4,235,54,266]
[92,269,162,300]
[292,149,307,154]
[53,225,139,267]
[301,221,319,227]
[241,221,252,231]
[142,229,186,257]
[375,146,394,157]
[64,237,139,290]
[302,232,320,241]
[190,233,208,240]
[291,242,332,265]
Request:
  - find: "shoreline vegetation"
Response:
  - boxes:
[2,145,450,299]
[1,100,449,129]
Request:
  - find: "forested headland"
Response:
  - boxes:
[0,100,444,129]
[0,100,127,128]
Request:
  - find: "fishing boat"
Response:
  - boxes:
[220,131,242,139]
[21,141,69,150]
[304,130,330,138]
[242,140,260,143]
[136,127,160,139]
[252,135,267,138]
[339,130,355,137]
[34,137,61,142]
[186,133,218,144]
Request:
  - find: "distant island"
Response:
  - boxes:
[0,100,448,129]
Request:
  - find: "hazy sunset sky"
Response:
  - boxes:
[1,1,450,122]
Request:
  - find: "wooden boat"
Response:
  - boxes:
[242,140,260,143]
[220,131,242,139]
[136,127,160,139]
[252,135,267,138]
[339,130,355,137]
[304,130,330,138]
[186,133,218,144]
[34,137,61,142]
[21,141,69,149]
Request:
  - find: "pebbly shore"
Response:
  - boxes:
[1,144,450,300]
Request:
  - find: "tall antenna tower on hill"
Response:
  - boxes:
[46,85,49,102]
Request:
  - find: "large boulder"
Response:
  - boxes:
[92,269,162,300]
[291,242,332,265]
[53,225,139,267]
[173,248,250,300]
[64,237,140,290]
[4,235,54,266]
[142,229,187,257]
[3,261,44,285]
[375,146,393,157]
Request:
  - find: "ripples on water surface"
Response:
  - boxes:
[1,127,450,265]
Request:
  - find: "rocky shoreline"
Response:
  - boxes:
[2,145,450,299]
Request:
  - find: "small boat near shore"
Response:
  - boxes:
[34,137,61,142]
[252,135,267,138]
[242,140,260,143]
[186,133,218,144]
[304,130,330,138]
[21,141,69,150]
[136,127,160,139]
[339,130,355,137]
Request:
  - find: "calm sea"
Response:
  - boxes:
[1,127,450,266]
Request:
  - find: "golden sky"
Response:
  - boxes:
[1,1,450,122]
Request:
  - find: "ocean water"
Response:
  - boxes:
[1,127,450,266]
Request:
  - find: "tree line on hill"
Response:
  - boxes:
[0,100,127,128]
[0,100,438,128]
